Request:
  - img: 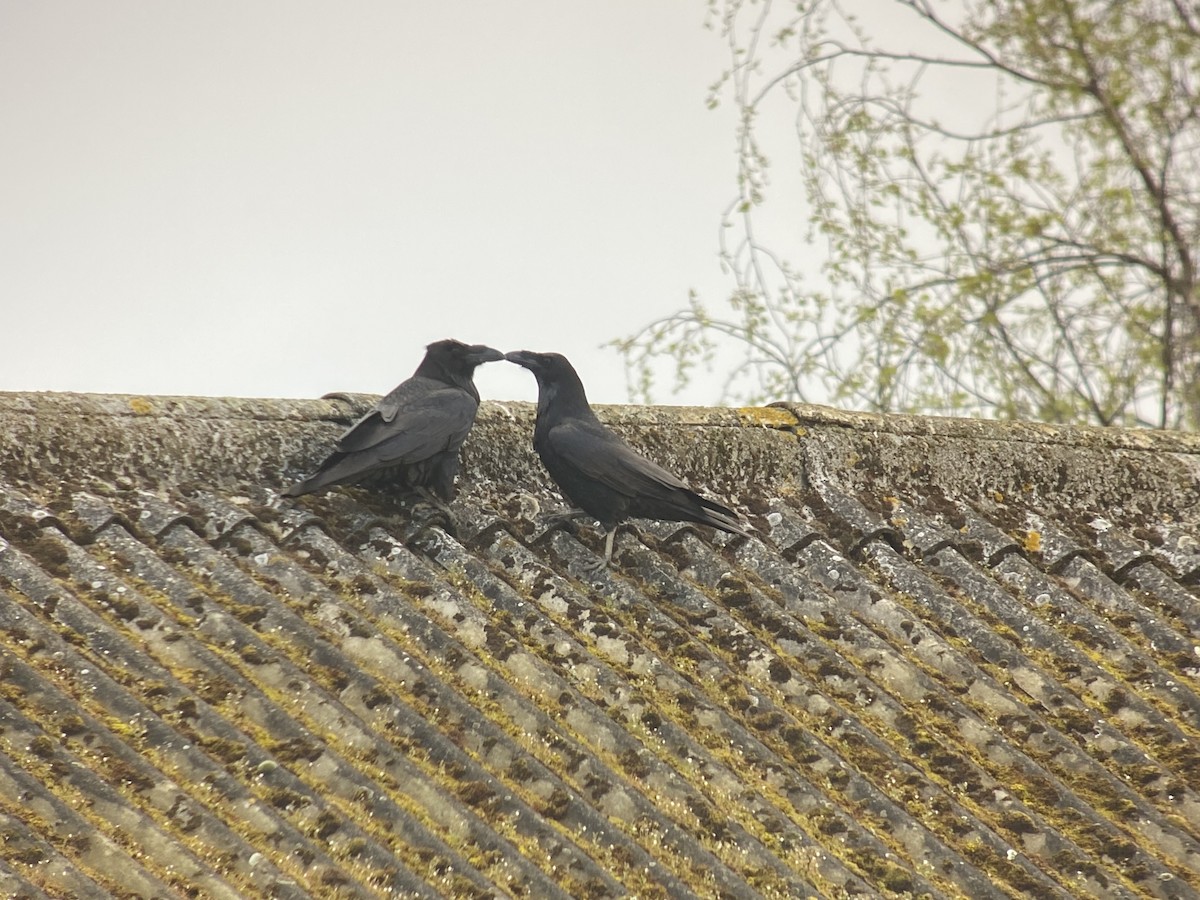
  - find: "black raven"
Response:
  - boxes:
[284,339,503,500]
[505,349,750,568]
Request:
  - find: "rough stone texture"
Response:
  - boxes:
[1,390,1198,899]
[776,401,1200,521]
[0,393,805,504]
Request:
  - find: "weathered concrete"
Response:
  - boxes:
[3,392,1196,528]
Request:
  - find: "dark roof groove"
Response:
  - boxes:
[0,591,295,899]
[1120,564,1200,636]
[0,812,63,899]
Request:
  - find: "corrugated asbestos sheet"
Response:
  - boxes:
[1,391,1199,899]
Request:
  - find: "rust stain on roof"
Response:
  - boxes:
[0,391,1198,898]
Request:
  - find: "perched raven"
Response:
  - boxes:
[506,349,750,568]
[284,339,503,500]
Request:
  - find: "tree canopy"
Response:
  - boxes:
[616,0,1200,428]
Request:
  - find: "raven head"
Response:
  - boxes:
[417,339,504,392]
[503,350,576,378]
[427,339,505,369]
[505,350,591,412]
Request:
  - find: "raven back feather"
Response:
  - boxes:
[284,340,501,499]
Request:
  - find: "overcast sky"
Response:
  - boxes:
[1,2,743,405]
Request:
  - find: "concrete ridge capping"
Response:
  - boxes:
[2,391,1198,521]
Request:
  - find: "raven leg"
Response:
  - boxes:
[410,486,460,533]
[583,527,617,575]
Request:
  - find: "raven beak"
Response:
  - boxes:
[504,350,537,369]
[470,345,505,364]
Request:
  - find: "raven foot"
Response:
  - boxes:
[580,527,617,575]
[409,489,459,535]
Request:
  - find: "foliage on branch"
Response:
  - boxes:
[615,0,1200,428]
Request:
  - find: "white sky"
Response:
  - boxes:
[0,2,742,405]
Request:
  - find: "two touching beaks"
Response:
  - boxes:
[458,345,572,384]
[452,347,555,371]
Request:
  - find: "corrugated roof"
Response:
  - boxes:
[1,390,1199,899]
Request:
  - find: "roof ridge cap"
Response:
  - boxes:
[771,400,1200,454]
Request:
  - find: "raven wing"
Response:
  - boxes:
[336,378,476,462]
[545,419,692,500]
[283,379,480,498]
[543,418,749,536]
